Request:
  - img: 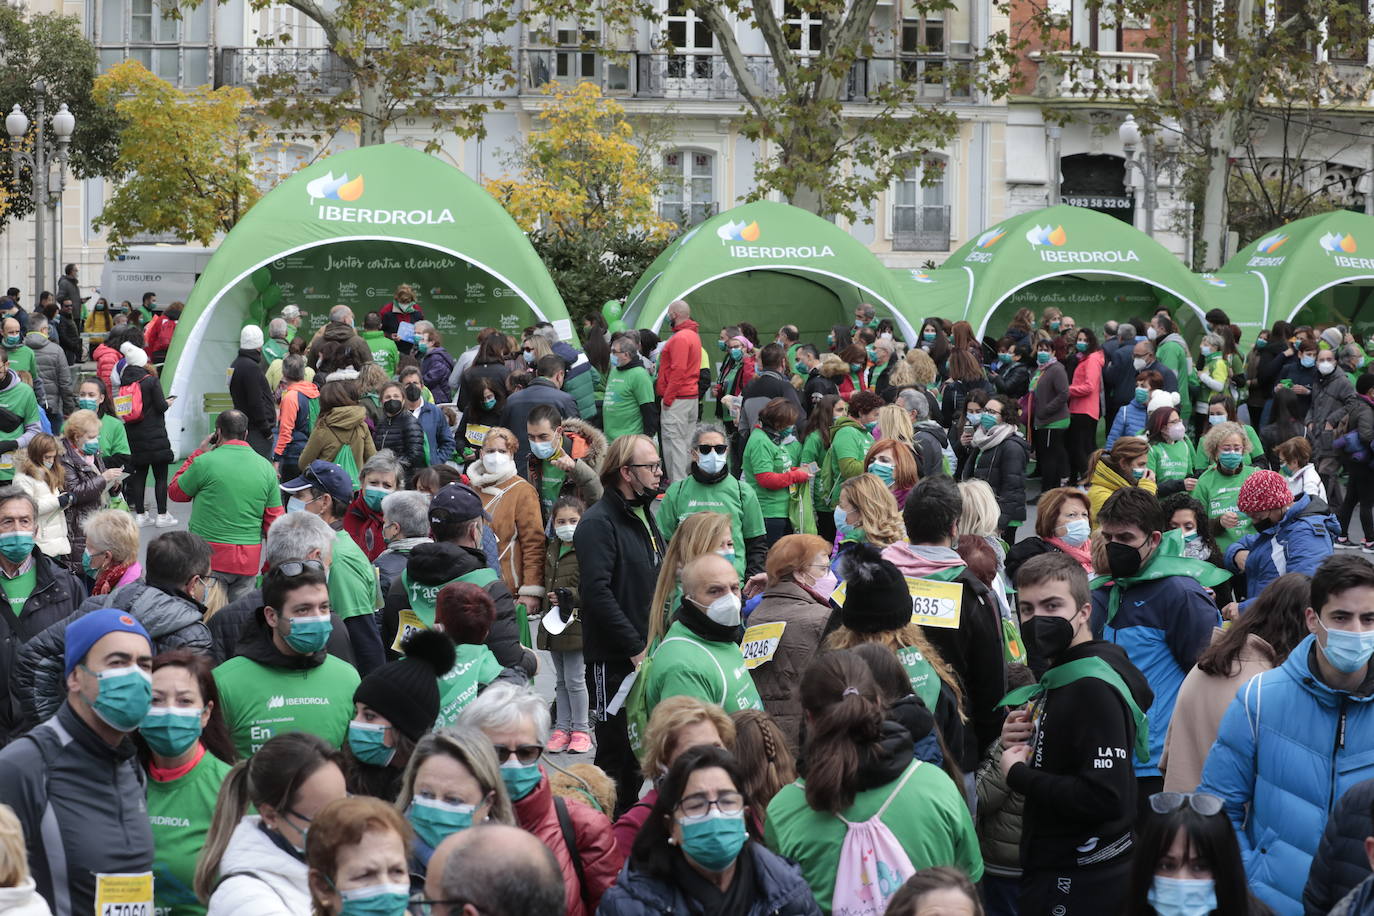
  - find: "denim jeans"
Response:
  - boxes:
[552,649,589,732]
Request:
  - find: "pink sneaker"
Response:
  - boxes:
[547,729,571,753]
[568,731,593,754]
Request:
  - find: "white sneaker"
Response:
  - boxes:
[154,513,178,528]
[135,512,153,527]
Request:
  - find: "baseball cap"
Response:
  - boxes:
[429,483,489,526]
[65,608,152,676]
[282,459,355,505]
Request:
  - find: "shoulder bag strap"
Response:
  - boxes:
[875,761,923,819]
[553,796,592,908]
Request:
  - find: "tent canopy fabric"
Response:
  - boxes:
[160,144,570,456]
[907,204,1245,339]
[623,200,913,345]
[1217,210,1374,329]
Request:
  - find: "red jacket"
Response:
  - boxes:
[343,494,385,561]
[93,342,119,393]
[611,787,657,854]
[656,319,702,405]
[513,774,623,916]
[1068,348,1105,419]
[145,316,176,355]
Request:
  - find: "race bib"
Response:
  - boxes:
[466,424,490,447]
[113,394,134,418]
[906,577,964,629]
[740,621,786,669]
[391,608,426,654]
[0,450,12,471]
[96,872,153,916]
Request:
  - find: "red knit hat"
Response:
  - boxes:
[1237,470,1294,515]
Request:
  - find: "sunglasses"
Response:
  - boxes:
[1149,792,1224,817]
[493,743,543,765]
[276,559,325,577]
[697,444,728,455]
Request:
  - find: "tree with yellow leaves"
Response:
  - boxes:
[92,60,260,254]
[486,81,672,239]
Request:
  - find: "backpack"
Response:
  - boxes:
[114,378,145,422]
[832,761,922,916]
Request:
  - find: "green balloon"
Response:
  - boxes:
[602,300,622,322]
[608,319,627,333]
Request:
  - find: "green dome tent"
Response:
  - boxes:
[622,200,912,346]
[891,204,1247,340]
[160,144,570,456]
[1217,210,1374,330]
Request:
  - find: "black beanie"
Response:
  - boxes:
[353,630,456,742]
[839,543,912,633]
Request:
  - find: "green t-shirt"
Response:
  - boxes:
[435,643,505,727]
[742,430,801,519]
[644,620,763,714]
[1,564,37,611]
[1148,439,1196,483]
[602,364,655,439]
[175,443,282,546]
[658,475,766,578]
[331,528,381,620]
[213,654,361,757]
[1192,464,1259,552]
[5,345,35,379]
[360,330,399,377]
[766,760,984,913]
[0,381,39,483]
[148,750,232,916]
[99,413,131,460]
[1191,425,1265,472]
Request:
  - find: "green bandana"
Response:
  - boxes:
[998,655,1151,763]
[1090,529,1231,625]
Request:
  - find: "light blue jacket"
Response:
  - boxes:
[414,401,456,465]
[1106,400,1148,449]
[1199,636,1374,915]
[1224,494,1339,612]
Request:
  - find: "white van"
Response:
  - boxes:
[97,246,217,308]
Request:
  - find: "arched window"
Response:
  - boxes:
[660,150,716,227]
[891,156,949,251]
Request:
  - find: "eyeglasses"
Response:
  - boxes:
[696,444,728,455]
[628,461,664,472]
[275,559,325,577]
[1148,792,1224,817]
[492,743,543,765]
[677,791,745,819]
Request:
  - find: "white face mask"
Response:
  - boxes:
[1147,326,1159,341]
[697,449,728,474]
[1133,357,1148,371]
[483,452,514,476]
[554,523,577,543]
[1166,421,1187,442]
[1318,360,1337,376]
[695,592,742,627]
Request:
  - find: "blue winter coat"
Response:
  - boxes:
[1199,636,1374,916]
[597,842,822,916]
[1091,571,1220,777]
[1225,494,1339,612]
[1106,400,1149,449]
[414,401,456,465]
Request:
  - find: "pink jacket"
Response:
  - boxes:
[1068,349,1105,419]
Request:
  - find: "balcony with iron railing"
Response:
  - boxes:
[1030,50,1159,102]
[216,47,354,94]
[892,204,951,251]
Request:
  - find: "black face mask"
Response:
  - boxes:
[1021,614,1076,673]
[1105,540,1146,579]
[404,383,422,402]
[1252,514,1277,533]
[383,398,403,416]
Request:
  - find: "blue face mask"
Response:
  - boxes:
[1208,414,1224,426]
[1317,617,1374,674]
[83,439,100,455]
[997,352,1013,364]
[500,759,542,800]
[523,350,535,365]
[362,487,389,512]
[482,396,497,410]
[282,614,332,654]
[408,797,478,849]
[834,507,862,542]
[1217,451,1244,471]
[347,720,396,767]
[1060,518,1091,546]
[77,396,98,411]
[865,345,877,362]
[140,706,204,757]
[730,347,743,361]
[868,462,895,485]
[0,531,34,562]
[716,548,736,565]
[1132,466,1147,479]
[1134,387,1149,405]
[1301,355,1316,368]
[1036,351,1051,365]
[286,497,308,514]
[979,412,997,431]
[81,549,101,578]
[717,339,727,352]
[697,450,727,475]
[82,664,153,732]
[1148,876,1217,916]
[922,331,936,343]
[1075,340,1087,352]
[338,883,412,916]
[531,440,557,461]
[678,810,748,871]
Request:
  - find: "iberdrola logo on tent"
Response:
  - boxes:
[1319,232,1374,270]
[720,219,835,260]
[963,226,1007,264]
[309,169,455,226]
[1248,232,1289,267]
[1023,224,1139,264]
[908,270,935,283]
[1202,275,1228,287]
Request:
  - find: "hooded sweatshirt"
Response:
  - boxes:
[273,379,320,462]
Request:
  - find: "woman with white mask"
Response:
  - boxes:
[468,427,545,633]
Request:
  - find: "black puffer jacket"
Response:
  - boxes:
[1304,776,1374,916]
[372,410,426,472]
[11,580,212,730]
[0,551,85,742]
[380,541,536,676]
[959,431,1032,528]
[120,365,173,464]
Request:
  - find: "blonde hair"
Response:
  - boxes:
[641,696,736,775]
[62,408,100,442]
[904,349,937,388]
[83,509,140,564]
[19,433,63,493]
[875,405,914,446]
[957,480,1001,538]
[1202,421,1247,462]
[647,511,733,645]
[824,624,965,714]
[528,336,554,361]
[480,426,519,454]
[0,804,29,888]
[394,725,514,826]
[839,474,906,548]
[887,360,918,389]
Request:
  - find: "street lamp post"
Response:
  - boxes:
[1119,113,1156,238]
[6,79,75,300]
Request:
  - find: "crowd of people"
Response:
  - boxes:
[1,285,1374,916]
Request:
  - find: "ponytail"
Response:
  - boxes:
[194,761,251,903]
[1082,448,1107,487]
[800,651,887,814]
